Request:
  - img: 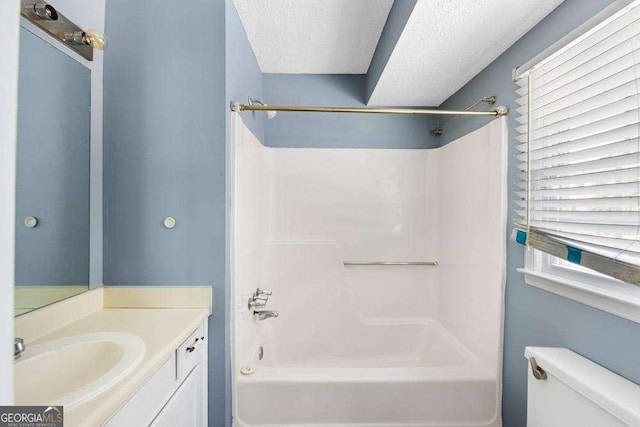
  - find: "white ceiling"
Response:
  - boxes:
[232,0,393,74]
[368,0,564,106]
[234,0,564,105]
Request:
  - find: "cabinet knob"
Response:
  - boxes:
[186,337,203,353]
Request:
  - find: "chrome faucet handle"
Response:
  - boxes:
[14,337,25,358]
[248,298,267,310]
[256,288,272,296]
[255,294,269,302]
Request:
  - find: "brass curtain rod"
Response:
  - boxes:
[230,102,508,117]
[431,96,498,136]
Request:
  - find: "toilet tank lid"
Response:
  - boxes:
[525,347,640,425]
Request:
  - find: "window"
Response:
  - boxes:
[514,0,640,322]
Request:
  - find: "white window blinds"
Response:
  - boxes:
[514,0,640,284]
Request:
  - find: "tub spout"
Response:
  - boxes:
[254,310,279,321]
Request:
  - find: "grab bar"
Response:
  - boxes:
[343,261,439,266]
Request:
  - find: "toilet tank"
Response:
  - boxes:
[526,347,640,426]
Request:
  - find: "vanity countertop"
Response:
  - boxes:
[41,309,207,426]
[13,287,212,427]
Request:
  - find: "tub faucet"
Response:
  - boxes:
[14,338,25,359]
[248,288,273,310]
[254,310,279,321]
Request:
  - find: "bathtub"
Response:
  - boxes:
[231,116,507,426]
[235,319,499,427]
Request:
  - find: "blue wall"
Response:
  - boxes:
[439,1,640,425]
[226,0,264,143]
[105,1,263,425]
[262,74,438,148]
[104,0,230,426]
[16,28,90,286]
[104,0,225,286]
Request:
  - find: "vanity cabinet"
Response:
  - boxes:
[151,364,203,426]
[106,322,208,426]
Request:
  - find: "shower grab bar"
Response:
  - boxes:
[343,261,439,266]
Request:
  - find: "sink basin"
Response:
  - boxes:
[15,332,145,410]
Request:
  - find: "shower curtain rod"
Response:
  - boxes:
[431,96,499,136]
[230,102,508,117]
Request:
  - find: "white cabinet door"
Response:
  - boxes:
[151,365,203,427]
[106,355,178,427]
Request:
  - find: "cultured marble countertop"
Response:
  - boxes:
[24,308,209,426]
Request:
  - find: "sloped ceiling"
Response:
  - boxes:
[233,0,564,105]
[232,0,394,74]
[368,0,565,106]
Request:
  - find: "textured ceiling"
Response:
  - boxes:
[232,0,394,74]
[368,0,564,106]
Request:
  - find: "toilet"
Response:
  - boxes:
[526,347,640,426]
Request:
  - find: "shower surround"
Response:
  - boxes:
[231,115,507,426]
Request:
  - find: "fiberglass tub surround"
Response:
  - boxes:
[231,115,507,427]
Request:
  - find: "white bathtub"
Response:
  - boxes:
[236,320,499,427]
[231,116,507,426]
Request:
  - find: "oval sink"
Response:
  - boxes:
[15,332,145,410]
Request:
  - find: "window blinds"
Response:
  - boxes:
[514,0,640,285]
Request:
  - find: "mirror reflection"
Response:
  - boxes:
[15,27,91,316]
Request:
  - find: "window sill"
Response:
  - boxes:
[519,268,640,324]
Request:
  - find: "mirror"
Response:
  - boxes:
[14,27,91,316]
